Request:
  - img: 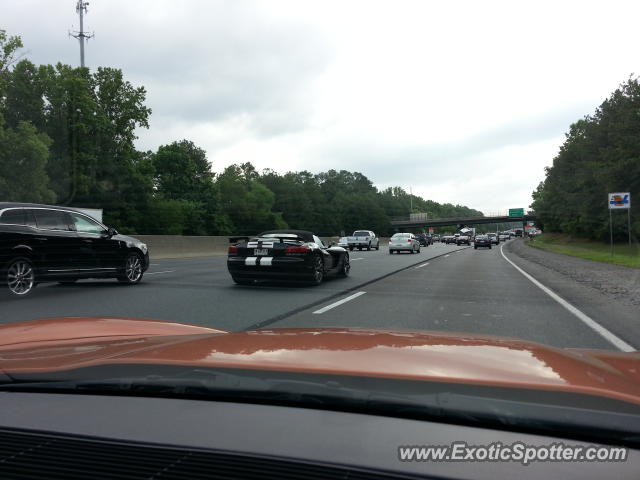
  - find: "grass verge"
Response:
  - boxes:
[528,233,640,269]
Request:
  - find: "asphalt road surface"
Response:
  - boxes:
[1,241,637,351]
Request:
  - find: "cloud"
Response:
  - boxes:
[3,0,640,213]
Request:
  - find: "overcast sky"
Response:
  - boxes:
[3,0,639,213]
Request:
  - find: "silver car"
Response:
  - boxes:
[389,233,421,254]
[337,236,349,248]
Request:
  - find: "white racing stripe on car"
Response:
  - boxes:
[500,244,635,352]
[245,257,258,266]
[313,291,367,314]
[260,257,273,266]
[248,241,274,248]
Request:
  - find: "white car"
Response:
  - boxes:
[337,237,349,248]
[389,233,420,254]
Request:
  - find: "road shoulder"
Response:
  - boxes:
[503,239,639,349]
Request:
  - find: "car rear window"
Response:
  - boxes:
[353,231,371,236]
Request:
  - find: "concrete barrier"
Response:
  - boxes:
[135,235,389,259]
[135,235,230,259]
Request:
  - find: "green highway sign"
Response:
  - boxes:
[508,208,525,217]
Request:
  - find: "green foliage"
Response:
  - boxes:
[0,27,484,237]
[0,120,55,203]
[532,77,640,241]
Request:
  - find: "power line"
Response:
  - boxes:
[69,0,94,67]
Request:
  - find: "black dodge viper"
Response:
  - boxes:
[227,230,350,286]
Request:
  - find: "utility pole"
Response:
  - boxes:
[69,0,94,67]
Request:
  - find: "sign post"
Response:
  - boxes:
[608,193,631,255]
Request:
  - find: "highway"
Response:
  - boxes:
[1,240,637,351]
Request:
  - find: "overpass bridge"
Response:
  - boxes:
[390,213,536,230]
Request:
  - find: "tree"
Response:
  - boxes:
[153,140,214,201]
[531,77,640,241]
[0,120,55,203]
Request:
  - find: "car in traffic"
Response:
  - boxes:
[0,317,638,480]
[487,233,500,245]
[337,236,349,248]
[442,235,457,244]
[456,234,471,246]
[388,232,421,253]
[0,203,149,296]
[474,234,492,249]
[346,230,380,251]
[227,229,350,285]
[432,234,440,242]
[416,233,432,247]
[499,233,510,242]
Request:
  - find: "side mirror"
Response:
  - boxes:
[107,227,118,237]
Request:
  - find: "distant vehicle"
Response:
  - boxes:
[515,228,523,237]
[442,235,457,245]
[337,237,349,248]
[456,235,471,246]
[432,234,441,242]
[417,233,432,247]
[487,233,500,245]
[498,234,510,242]
[460,227,476,240]
[474,235,492,249]
[389,233,420,254]
[346,230,380,251]
[0,203,149,296]
[227,230,350,286]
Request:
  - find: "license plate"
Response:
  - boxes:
[254,249,269,256]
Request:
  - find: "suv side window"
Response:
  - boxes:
[0,209,26,225]
[69,212,105,234]
[33,209,72,231]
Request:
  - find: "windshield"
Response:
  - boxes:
[1,1,639,470]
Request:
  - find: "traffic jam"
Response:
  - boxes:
[226,226,536,286]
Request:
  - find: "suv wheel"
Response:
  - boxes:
[118,252,144,284]
[6,257,36,296]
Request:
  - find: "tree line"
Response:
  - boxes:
[0,29,482,236]
[531,77,640,241]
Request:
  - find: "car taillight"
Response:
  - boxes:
[285,246,310,253]
[407,239,412,242]
[228,246,238,254]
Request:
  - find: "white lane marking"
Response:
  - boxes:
[150,263,160,266]
[350,258,365,261]
[245,257,257,266]
[145,270,175,275]
[500,244,635,352]
[444,254,450,257]
[260,257,273,266]
[313,291,367,314]
[415,262,430,269]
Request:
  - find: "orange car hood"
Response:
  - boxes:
[0,317,639,404]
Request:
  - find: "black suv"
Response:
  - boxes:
[0,203,149,296]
